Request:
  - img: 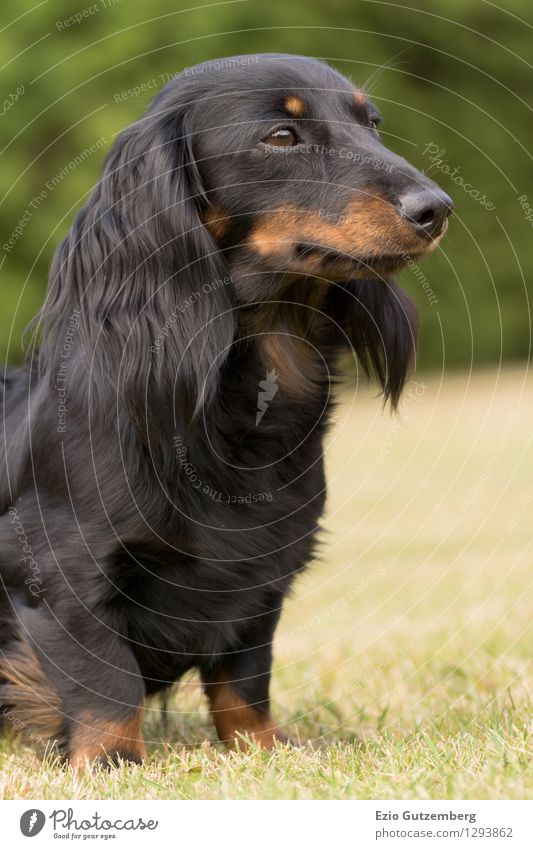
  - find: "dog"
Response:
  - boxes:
[0,54,452,767]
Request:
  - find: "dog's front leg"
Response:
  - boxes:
[201,603,289,750]
[23,603,146,769]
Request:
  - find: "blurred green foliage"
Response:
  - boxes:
[1,0,531,368]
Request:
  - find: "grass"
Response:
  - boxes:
[1,366,531,799]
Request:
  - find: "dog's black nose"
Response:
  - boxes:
[399,187,453,238]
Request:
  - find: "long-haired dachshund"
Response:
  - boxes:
[0,54,452,767]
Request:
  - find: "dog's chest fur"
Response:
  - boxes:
[120,347,333,688]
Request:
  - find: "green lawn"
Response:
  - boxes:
[1,366,531,799]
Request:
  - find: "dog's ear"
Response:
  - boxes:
[36,96,235,434]
[335,278,419,409]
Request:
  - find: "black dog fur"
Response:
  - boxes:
[0,54,451,765]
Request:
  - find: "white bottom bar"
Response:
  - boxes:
[3,799,532,848]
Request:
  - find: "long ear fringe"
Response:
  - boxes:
[32,98,235,434]
[341,278,419,409]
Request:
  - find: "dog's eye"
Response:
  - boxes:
[368,115,382,133]
[263,127,299,147]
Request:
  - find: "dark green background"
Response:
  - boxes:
[1,0,531,368]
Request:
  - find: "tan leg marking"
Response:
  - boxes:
[206,680,287,750]
[0,639,63,742]
[69,707,146,768]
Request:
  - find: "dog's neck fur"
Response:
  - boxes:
[235,276,336,398]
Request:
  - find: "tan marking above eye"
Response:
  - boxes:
[354,91,367,106]
[284,95,305,117]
